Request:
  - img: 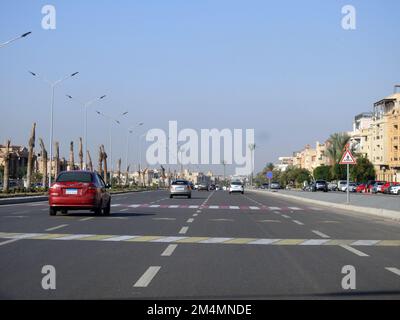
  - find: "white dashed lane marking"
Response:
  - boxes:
[187,218,194,223]
[179,227,189,234]
[79,217,94,222]
[0,238,20,247]
[340,245,369,257]
[45,224,68,232]
[292,220,304,226]
[385,267,400,277]
[161,244,177,256]
[133,266,161,288]
[312,230,330,239]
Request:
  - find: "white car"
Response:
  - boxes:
[229,181,244,194]
[389,185,400,195]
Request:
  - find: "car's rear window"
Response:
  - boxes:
[172,180,188,185]
[231,181,242,185]
[57,172,93,183]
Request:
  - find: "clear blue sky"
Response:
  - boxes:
[1,0,399,174]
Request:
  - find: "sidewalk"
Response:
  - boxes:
[251,189,400,221]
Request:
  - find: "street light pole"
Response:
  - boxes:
[248,143,256,186]
[126,122,144,174]
[0,32,31,48]
[29,71,79,187]
[66,94,106,169]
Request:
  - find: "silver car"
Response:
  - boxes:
[169,180,192,199]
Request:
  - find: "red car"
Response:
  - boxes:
[356,184,367,193]
[49,171,111,216]
[382,182,400,194]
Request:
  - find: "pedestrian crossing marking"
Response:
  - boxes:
[1,232,398,247]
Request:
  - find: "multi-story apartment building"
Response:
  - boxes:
[350,112,374,159]
[371,93,400,181]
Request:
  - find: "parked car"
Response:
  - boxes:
[382,182,399,194]
[170,179,192,198]
[372,181,386,194]
[389,184,400,195]
[344,182,358,192]
[48,171,111,216]
[209,184,216,191]
[229,181,244,194]
[356,183,367,193]
[338,180,349,192]
[261,183,269,189]
[313,180,328,192]
[270,182,281,190]
[328,182,338,191]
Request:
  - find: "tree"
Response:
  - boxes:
[351,157,375,182]
[26,122,36,188]
[54,141,60,179]
[97,146,103,176]
[39,138,48,187]
[2,140,11,192]
[87,150,93,172]
[101,145,108,184]
[117,158,121,185]
[326,132,350,179]
[69,141,75,171]
[313,165,332,181]
[78,137,83,170]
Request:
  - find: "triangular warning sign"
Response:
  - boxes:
[339,149,357,165]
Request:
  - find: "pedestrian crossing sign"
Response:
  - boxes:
[339,149,356,165]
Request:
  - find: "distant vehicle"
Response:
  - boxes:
[372,181,386,194]
[270,182,281,190]
[193,184,199,190]
[344,182,357,192]
[215,185,221,191]
[170,179,192,198]
[229,181,244,194]
[356,183,367,193]
[382,182,399,194]
[389,184,400,195]
[261,183,269,189]
[48,171,111,216]
[313,180,328,192]
[209,184,216,191]
[198,183,209,191]
[337,180,348,192]
[327,182,338,191]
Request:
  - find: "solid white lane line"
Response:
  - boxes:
[385,267,400,277]
[200,237,233,244]
[250,239,281,245]
[189,205,199,209]
[187,218,194,223]
[56,234,92,240]
[149,205,160,208]
[133,266,161,287]
[292,220,304,226]
[45,224,68,231]
[179,226,189,234]
[105,235,139,241]
[152,218,176,221]
[209,205,219,209]
[161,244,177,256]
[229,206,240,210]
[340,245,369,257]
[152,237,187,243]
[249,206,260,210]
[129,204,141,208]
[351,240,380,246]
[312,230,330,239]
[0,238,20,247]
[79,217,94,221]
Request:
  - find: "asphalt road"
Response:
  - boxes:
[0,189,399,299]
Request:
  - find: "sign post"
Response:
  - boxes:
[339,144,357,204]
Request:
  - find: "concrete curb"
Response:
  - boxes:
[250,189,400,222]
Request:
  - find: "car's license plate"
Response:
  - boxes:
[176,187,185,191]
[66,188,78,195]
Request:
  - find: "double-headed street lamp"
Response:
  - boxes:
[96,110,128,182]
[126,122,144,174]
[29,71,79,187]
[66,94,107,169]
[0,32,31,49]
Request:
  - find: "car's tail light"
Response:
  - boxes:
[49,183,61,196]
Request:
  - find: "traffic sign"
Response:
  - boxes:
[266,171,273,179]
[339,149,357,165]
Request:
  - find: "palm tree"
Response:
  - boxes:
[2,140,11,192]
[69,141,75,171]
[326,133,351,164]
[54,141,60,180]
[101,145,108,184]
[78,137,83,170]
[97,146,103,176]
[87,150,93,172]
[117,158,121,185]
[125,164,130,187]
[39,138,47,187]
[26,122,36,189]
